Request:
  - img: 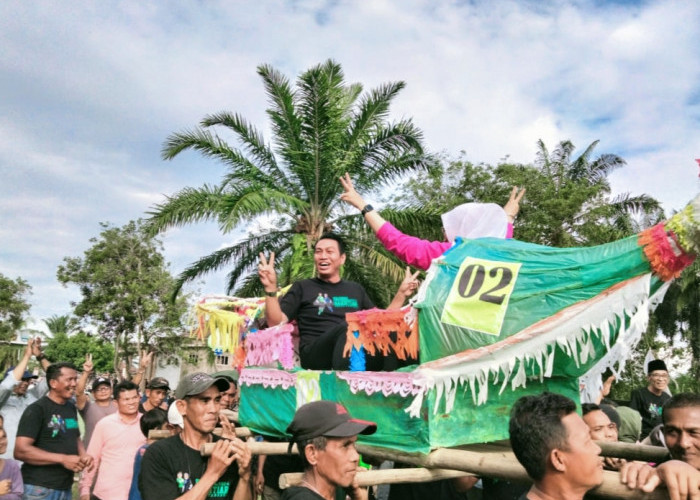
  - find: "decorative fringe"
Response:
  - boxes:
[239,368,297,390]
[344,307,419,362]
[639,223,695,281]
[665,195,700,256]
[191,296,266,352]
[244,324,296,370]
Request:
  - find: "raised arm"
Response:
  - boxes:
[339,173,387,234]
[76,354,93,411]
[32,337,50,371]
[258,252,288,327]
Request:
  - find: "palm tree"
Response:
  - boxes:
[510,139,664,246]
[146,60,433,306]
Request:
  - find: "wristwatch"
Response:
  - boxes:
[361,204,374,216]
[265,290,277,297]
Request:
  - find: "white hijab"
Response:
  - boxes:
[440,203,509,243]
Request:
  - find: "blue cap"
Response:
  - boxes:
[5,367,38,381]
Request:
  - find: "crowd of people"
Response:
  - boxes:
[1,342,699,500]
[1,176,698,500]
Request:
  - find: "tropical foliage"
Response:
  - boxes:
[146,59,433,306]
[45,331,115,373]
[0,273,32,342]
[57,220,188,370]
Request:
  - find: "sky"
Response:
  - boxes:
[1,0,699,326]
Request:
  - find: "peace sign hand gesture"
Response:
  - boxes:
[398,267,421,298]
[258,252,278,293]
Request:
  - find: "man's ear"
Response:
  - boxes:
[339,253,347,266]
[176,398,187,417]
[549,448,567,473]
[305,444,319,466]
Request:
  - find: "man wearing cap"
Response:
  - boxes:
[284,400,377,500]
[0,338,51,460]
[139,377,170,413]
[139,372,252,500]
[629,359,672,439]
[76,355,118,447]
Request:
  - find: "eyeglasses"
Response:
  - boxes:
[95,386,112,392]
[649,373,669,380]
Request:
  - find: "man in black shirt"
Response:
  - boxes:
[259,233,418,370]
[509,392,603,500]
[15,361,94,499]
[628,359,671,439]
[139,372,252,500]
[282,400,376,500]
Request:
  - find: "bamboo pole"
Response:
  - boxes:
[280,468,472,489]
[198,441,670,499]
[598,441,669,462]
[200,441,297,456]
[149,427,251,440]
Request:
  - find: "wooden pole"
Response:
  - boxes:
[200,441,297,456]
[598,441,669,463]
[149,427,251,440]
[280,468,472,489]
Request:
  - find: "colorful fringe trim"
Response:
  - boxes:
[192,296,266,352]
[344,307,419,361]
[639,222,695,281]
[244,324,296,370]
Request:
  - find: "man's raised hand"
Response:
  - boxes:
[398,267,420,298]
[258,252,278,293]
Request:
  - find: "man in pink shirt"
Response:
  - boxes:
[80,380,146,500]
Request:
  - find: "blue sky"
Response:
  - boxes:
[1,0,699,324]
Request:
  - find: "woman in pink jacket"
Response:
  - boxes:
[339,173,525,270]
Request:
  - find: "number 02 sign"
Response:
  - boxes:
[441,257,521,336]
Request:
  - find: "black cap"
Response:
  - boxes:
[147,377,170,390]
[647,359,668,374]
[91,377,111,392]
[287,400,377,442]
[174,372,228,399]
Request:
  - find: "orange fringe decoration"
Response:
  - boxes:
[639,223,695,281]
[344,308,419,361]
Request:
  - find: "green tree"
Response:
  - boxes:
[0,273,32,341]
[399,141,664,247]
[44,331,114,373]
[57,220,188,371]
[44,314,78,337]
[146,59,432,306]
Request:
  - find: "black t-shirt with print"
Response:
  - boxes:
[139,434,242,500]
[629,387,671,438]
[17,395,81,490]
[280,278,374,351]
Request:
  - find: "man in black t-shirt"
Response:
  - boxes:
[282,400,377,500]
[259,233,418,370]
[139,372,252,500]
[628,359,671,439]
[15,361,94,499]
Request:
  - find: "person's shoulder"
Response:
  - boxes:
[144,435,180,457]
[281,486,324,500]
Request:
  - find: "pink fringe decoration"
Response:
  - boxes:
[337,371,423,397]
[639,223,695,281]
[244,324,296,370]
[239,368,297,390]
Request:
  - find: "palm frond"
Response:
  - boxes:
[145,185,224,236]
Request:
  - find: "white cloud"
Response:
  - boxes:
[1,0,699,320]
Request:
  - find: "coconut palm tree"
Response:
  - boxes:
[146,60,434,306]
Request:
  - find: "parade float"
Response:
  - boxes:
[191,195,700,455]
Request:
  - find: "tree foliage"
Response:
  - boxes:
[44,331,114,373]
[146,59,434,306]
[0,273,32,342]
[56,220,188,370]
